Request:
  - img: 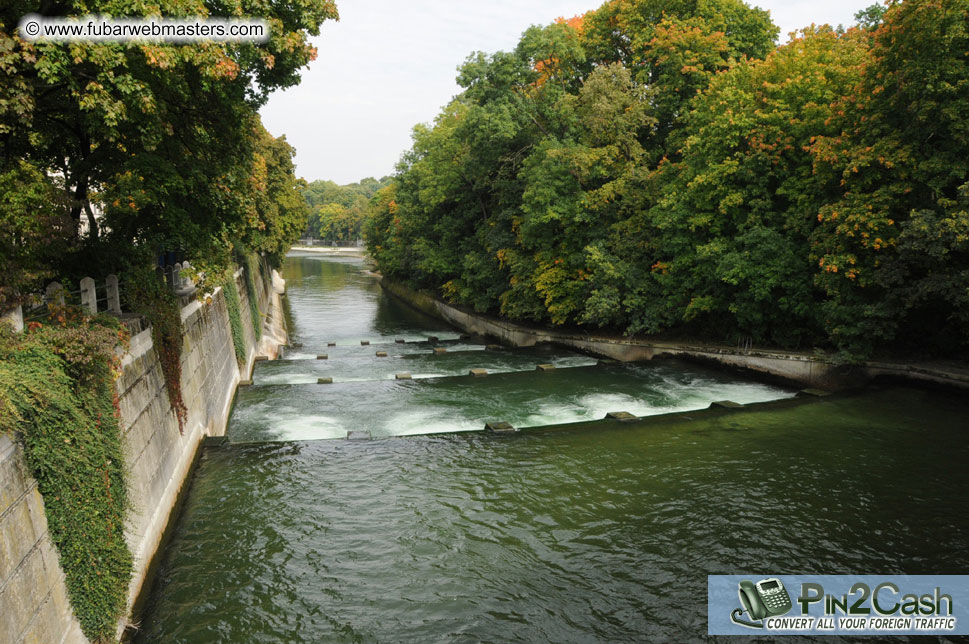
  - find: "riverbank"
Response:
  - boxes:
[380,278,969,392]
[290,245,367,258]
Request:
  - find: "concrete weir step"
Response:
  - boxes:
[283,338,490,361]
[709,400,744,409]
[249,350,601,386]
[798,388,832,397]
[605,411,638,422]
[228,361,798,444]
[485,421,516,434]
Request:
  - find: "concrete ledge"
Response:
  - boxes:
[378,278,969,391]
[485,421,516,434]
[709,400,744,409]
[605,411,638,422]
[798,388,832,397]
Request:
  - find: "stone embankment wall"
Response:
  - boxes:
[0,258,287,644]
[380,279,969,391]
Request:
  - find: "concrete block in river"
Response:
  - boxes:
[433,348,447,355]
[798,388,832,397]
[328,342,336,347]
[203,435,227,448]
[426,336,439,342]
[395,372,412,380]
[316,354,328,360]
[485,421,516,434]
[376,351,388,357]
[486,344,502,351]
[361,340,370,346]
[710,400,744,409]
[605,411,637,422]
[395,339,406,344]
[317,377,333,384]
[469,368,488,377]
[238,379,253,387]
[536,364,555,372]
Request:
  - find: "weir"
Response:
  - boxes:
[131,252,969,643]
[228,253,796,444]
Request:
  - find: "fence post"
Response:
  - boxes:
[1,305,23,332]
[46,282,65,306]
[80,277,97,315]
[105,274,122,313]
[181,262,194,289]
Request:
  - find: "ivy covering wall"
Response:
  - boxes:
[0,314,132,642]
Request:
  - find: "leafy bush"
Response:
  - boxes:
[0,314,132,642]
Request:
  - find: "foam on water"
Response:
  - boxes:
[381,409,483,436]
[232,400,347,442]
[256,373,320,385]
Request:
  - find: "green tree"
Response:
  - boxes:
[810,0,969,357]
[628,26,869,346]
[0,0,337,288]
[240,125,310,266]
[302,176,390,240]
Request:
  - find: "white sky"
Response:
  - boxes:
[260,0,878,185]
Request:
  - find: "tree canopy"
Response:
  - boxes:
[303,176,391,242]
[1,0,337,302]
[367,0,969,361]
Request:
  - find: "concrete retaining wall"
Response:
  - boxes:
[380,279,969,391]
[0,435,85,644]
[0,257,287,643]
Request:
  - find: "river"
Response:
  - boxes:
[134,252,969,643]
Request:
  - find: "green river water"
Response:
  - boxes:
[134,253,969,643]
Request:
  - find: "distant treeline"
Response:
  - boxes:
[365,0,969,361]
[303,177,391,242]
